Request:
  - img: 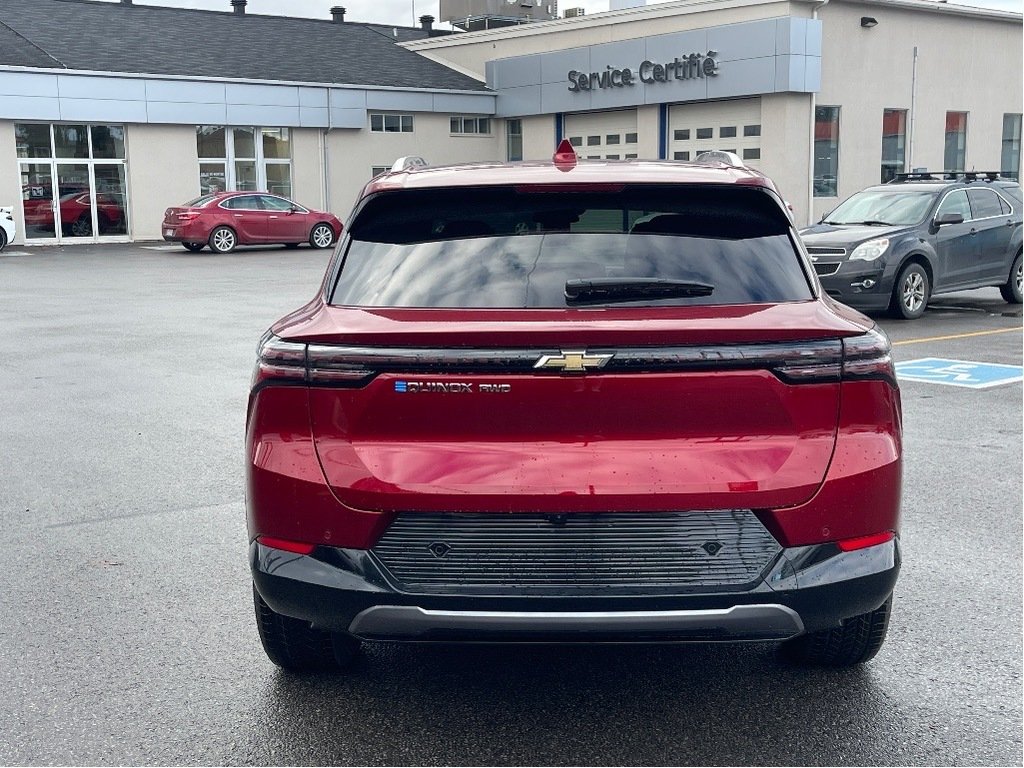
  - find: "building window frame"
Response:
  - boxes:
[813,106,840,198]
[880,108,907,184]
[506,119,523,162]
[196,125,292,197]
[370,113,415,133]
[944,111,968,172]
[1002,113,1022,180]
[450,116,492,136]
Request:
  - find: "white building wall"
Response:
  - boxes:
[125,124,199,242]
[407,0,805,75]
[291,128,325,212]
[0,121,22,244]
[325,112,501,220]
[814,1,1023,221]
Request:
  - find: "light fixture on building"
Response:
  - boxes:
[860,16,878,27]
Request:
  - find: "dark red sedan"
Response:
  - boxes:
[247,146,902,672]
[162,191,342,253]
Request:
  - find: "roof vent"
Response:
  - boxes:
[121,0,133,5]
[231,0,247,14]
[419,14,435,32]
[331,6,346,22]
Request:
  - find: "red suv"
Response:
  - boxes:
[162,192,342,253]
[247,146,902,671]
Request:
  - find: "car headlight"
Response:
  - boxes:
[849,237,890,262]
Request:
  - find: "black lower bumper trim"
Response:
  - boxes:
[250,539,900,641]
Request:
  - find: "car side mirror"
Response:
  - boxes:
[934,212,964,226]
[290,205,302,213]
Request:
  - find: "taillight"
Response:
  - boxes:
[842,326,897,387]
[251,331,305,389]
[251,333,376,390]
[177,211,201,221]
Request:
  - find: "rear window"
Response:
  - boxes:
[185,194,217,208]
[332,185,811,308]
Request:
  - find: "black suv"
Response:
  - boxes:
[800,172,1023,319]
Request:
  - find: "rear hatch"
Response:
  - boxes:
[279,183,869,514]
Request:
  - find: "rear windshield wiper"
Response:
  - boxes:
[565,278,714,305]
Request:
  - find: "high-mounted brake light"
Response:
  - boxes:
[553,138,578,171]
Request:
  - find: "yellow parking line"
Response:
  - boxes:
[892,327,1023,346]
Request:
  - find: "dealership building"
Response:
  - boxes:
[0,0,1020,246]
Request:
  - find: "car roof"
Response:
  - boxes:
[364,159,776,196]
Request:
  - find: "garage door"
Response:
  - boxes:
[565,110,639,160]
[669,98,762,167]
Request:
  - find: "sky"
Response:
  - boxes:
[97,0,1024,26]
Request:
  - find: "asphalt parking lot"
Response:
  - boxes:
[0,243,1020,766]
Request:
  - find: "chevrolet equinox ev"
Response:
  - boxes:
[246,145,903,671]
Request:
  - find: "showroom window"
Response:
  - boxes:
[880,109,907,183]
[196,126,292,197]
[1002,114,1021,179]
[450,116,491,135]
[813,106,840,197]
[944,112,968,172]
[16,123,130,241]
[370,113,414,133]
[371,166,391,178]
[507,119,523,162]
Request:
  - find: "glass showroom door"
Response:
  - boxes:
[19,162,57,241]
[15,123,130,244]
[56,163,93,239]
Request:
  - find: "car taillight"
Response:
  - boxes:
[251,333,376,390]
[251,332,306,389]
[842,326,897,387]
[177,211,201,221]
[256,535,316,555]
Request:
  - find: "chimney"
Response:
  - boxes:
[330,6,346,22]
[419,14,435,32]
[231,0,247,14]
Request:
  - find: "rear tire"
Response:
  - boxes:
[310,223,335,249]
[780,597,892,667]
[182,242,205,253]
[208,226,237,254]
[999,251,1023,304]
[0,229,7,253]
[253,585,360,672]
[889,262,930,320]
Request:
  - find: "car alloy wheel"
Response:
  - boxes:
[1016,259,1023,295]
[210,227,236,254]
[71,216,93,237]
[311,224,334,249]
[901,271,925,313]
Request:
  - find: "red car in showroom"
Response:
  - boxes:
[162,191,342,253]
[247,146,902,672]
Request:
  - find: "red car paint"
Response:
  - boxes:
[246,159,902,553]
[161,191,342,250]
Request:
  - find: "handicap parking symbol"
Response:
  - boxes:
[895,358,1024,389]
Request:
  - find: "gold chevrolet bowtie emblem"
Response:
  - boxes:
[534,350,614,373]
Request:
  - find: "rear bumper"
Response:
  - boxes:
[250,538,900,643]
